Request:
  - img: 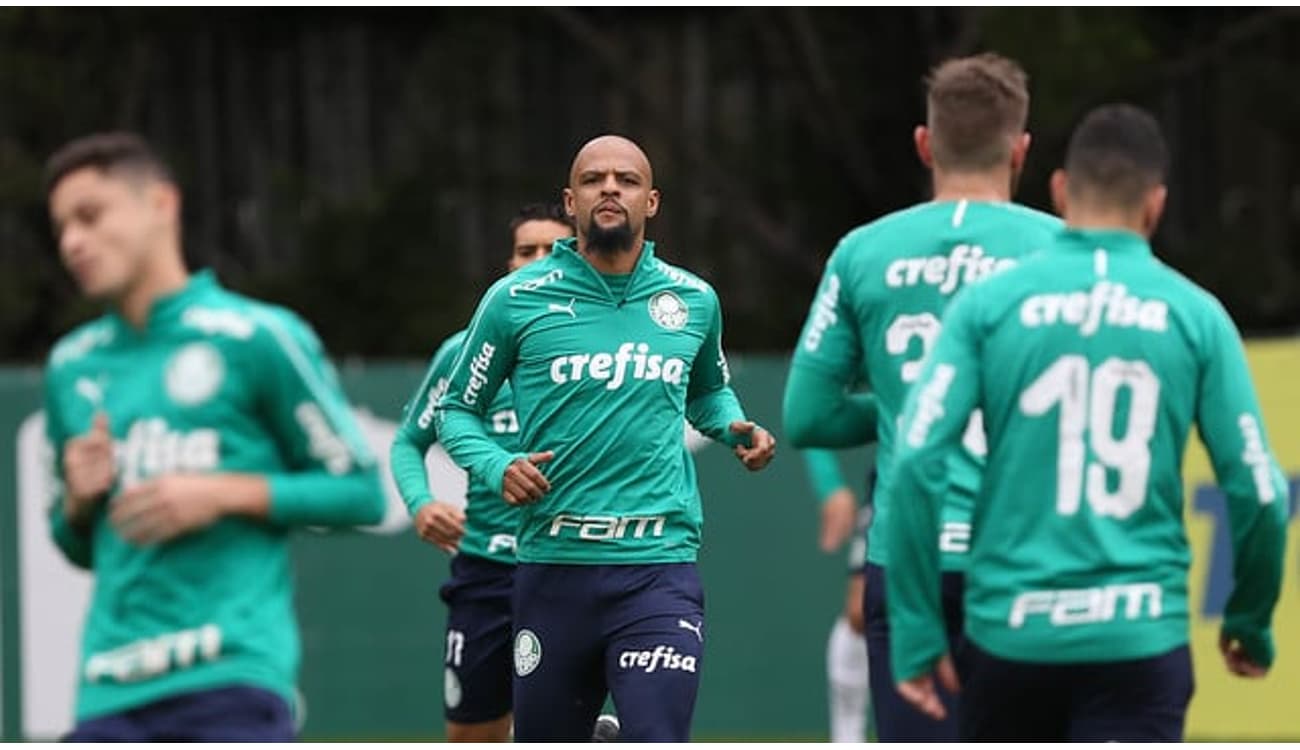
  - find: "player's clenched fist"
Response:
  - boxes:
[414,501,467,554]
[729,421,776,471]
[502,451,554,506]
[62,412,116,528]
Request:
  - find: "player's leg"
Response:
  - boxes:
[64,711,148,741]
[511,563,607,741]
[863,562,959,741]
[1067,644,1193,741]
[440,555,516,741]
[145,685,296,741]
[958,640,1067,741]
[604,563,705,742]
[827,573,869,742]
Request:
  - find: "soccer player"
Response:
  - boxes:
[435,134,776,741]
[782,53,1061,740]
[42,132,385,740]
[802,449,872,742]
[389,203,574,741]
[886,104,1289,741]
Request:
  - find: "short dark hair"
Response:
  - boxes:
[44,132,176,197]
[925,53,1030,171]
[508,202,574,244]
[1064,104,1168,208]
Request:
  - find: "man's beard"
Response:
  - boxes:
[585,216,635,256]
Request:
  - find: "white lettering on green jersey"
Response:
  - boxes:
[885,227,1289,680]
[436,238,748,564]
[792,200,1062,570]
[43,270,384,720]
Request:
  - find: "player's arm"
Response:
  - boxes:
[802,449,856,553]
[435,282,542,502]
[44,370,97,569]
[783,251,878,448]
[884,290,982,717]
[686,290,774,470]
[1194,301,1289,674]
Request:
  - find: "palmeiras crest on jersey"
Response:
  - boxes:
[165,342,225,406]
[514,629,542,677]
[648,291,688,331]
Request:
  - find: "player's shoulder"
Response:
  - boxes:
[647,252,718,304]
[1152,259,1234,325]
[833,202,943,255]
[979,201,1063,233]
[195,283,329,359]
[47,315,118,371]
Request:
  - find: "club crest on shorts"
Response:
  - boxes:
[164,342,225,406]
[648,291,688,330]
[514,629,542,677]
[444,667,462,709]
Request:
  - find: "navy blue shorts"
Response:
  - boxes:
[958,640,1194,741]
[863,562,965,742]
[511,563,705,742]
[64,684,295,741]
[439,553,516,724]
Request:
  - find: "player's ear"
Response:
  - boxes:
[913,126,933,169]
[1142,184,1168,237]
[1049,169,1069,218]
[562,187,576,221]
[645,188,660,219]
[1010,132,1031,173]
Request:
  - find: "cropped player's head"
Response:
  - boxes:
[508,202,574,272]
[565,135,660,257]
[915,53,1031,193]
[1052,104,1169,237]
[44,132,182,301]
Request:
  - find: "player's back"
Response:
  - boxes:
[803,199,1060,567]
[958,226,1270,663]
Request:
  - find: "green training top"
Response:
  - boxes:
[391,329,522,563]
[43,270,385,721]
[435,237,749,564]
[790,200,1062,570]
[885,228,1289,680]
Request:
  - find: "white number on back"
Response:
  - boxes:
[886,313,986,456]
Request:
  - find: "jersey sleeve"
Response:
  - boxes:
[249,311,385,527]
[43,367,94,569]
[685,289,748,446]
[435,281,523,497]
[390,333,463,516]
[884,287,983,681]
[1193,299,1289,667]
[785,245,877,447]
[802,449,848,503]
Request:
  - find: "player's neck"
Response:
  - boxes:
[578,238,643,275]
[930,169,1011,203]
[115,246,191,329]
[1065,208,1149,238]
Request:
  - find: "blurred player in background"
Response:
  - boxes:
[435,135,776,741]
[886,103,1288,741]
[390,203,574,741]
[782,53,1061,740]
[43,132,385,741]
[801,448,874,742]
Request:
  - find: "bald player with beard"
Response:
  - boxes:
[435,135,776,741]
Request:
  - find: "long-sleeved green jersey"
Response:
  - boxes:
[391,329,521,563]
[789,200,1061,570]
[886,228,1289,680]
[435,238,748,564]
[43,271,385,720]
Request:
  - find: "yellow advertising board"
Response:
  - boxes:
[1185,338,1299,739]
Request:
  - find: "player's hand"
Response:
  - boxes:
[844,573,865,634]
[1219,632,1269,678]
[896,653,960,721]
[414,501,466,554]
[730,421,775,471]
[62,412,116,527]
[109,475,227,545]
[502,451,554,506]
[819,488,857,552]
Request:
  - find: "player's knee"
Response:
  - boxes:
[446,715,512,742]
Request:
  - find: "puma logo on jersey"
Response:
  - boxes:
[618,645,698,674]
[802,274,840,353]
[1020,281,1168,337]
[462,342,497,405]
[547,299,577,318]
[1009,583,1162,628]
[549,343,686,390]
[117,418,221,486]
[678,619,704,642]
[1238,414,1278,504]
[885,244,1015,294]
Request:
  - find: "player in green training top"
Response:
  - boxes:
[435,135,776,741]
[42,133,385,741]
[886,104,1289,741]
[390,202,573,741]
[783,53,1061,741]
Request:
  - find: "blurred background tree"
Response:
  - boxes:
[1,7,1296,360]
